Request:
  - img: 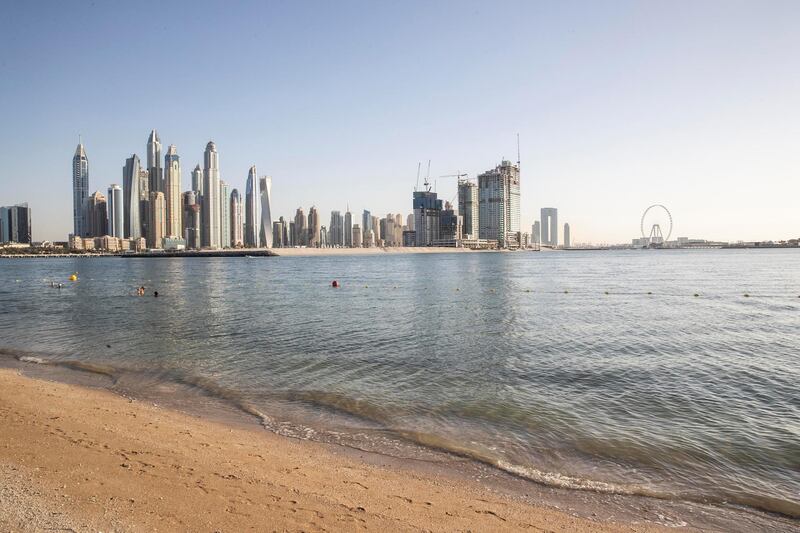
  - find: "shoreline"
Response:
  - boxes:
[0,368,659,532]
[0,361,794,532]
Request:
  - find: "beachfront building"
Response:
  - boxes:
[294,207,306,246]
[230,189,243,247]
[122,155,141,239]
[107,184,124,238]
[191,164,203,195]
[413,189,442,246]
[164,144,182,239]
[458,180,479,239]
[146,130,163,194]
[352,223,362,248]
[437,202,462,245]
[244,166,260,247]
[478,160,520,248]
[72,140,89,238]
[202,141,220,248]
[307,206,321,247]
[541,207,558,246]
[362,210,372,242]
[182,191,201,249]
[344,208,353,247]
[329,211,344,247]
[147,191,166,249]
[564,223,571,248]
[220,180,231,248]
[259,176,273,248]
[0,203,31,244]
[86,191,108,237]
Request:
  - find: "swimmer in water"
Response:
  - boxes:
[154,290,159,297]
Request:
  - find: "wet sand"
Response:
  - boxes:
[0,369,661,532]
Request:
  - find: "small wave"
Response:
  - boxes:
[18,355,47,364]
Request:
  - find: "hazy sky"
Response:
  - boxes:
[1,1,798,243]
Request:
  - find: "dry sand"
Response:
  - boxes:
[0,369,662,532]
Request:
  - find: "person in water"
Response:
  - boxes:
[137,286,146,296]
[154,291,159,297]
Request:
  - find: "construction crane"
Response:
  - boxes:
[437,172,468,193]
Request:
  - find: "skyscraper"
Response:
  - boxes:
[122,155,141,239]
[272,217,287,248]
[344,208,353,247]
[457,180,479,239]
[540,207,558,246]
[220,180,231,248]
[138,167,150,240]
[413,189,442,246]
[107,184,124,238]
[230,188,243,247]
[259,176,273,248]
[147,130,163,194]
[362,210,372,239]
[148,191,166,249]
[72,140,89,237]
[532,221,540,244]
[182,191,201,249]
[191,164,203,194]
[308,206,320,247]
[201,141,220,248]
[0,203,31,244]
[86,191,108,237]
[164,144,182,238]
[330,211,344,247]
[294,207,306,246]
[563,223,571,248]
[478,160,520,247]
[352,224,362,247]
[244,166,260,247]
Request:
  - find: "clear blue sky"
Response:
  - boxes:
[1,0,798,243]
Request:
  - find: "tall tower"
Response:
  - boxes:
[344,207,353,247]
[457,180,479,239]
[147,130,163,193]
[122,155,141,239]
[201,141,220,248]
[259,176,273,248]
[244,166,260,247]
[191,164,203,194]
[86,191,108,237]
[294,207,306,246]
[72,140,89,237]
[478,160,520,248]
[230,189,243,247]
[540,208,558,246]
[164,144,182,238]
[219,180,231,248]
[148,191,166,249]
[308,206,321,247]
[107,184,124,238]
[563,223,570,248]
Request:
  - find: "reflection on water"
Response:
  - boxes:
[0,250,798,520]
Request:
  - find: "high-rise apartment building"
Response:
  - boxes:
[330,211,344,247]
[122,155,141,239]
[362,210,372,239]
[308,206,321,247]
[413,190,442,246]
[244,166,260,247]
[220,180,231,248]
[182,191,201,249]
[0,204,31,244]
[230,188,243,247]
[259,176,273,248]
[540,207,558,246]
[86,191,108,237]
[457,180,479,239]
[164,144,182,238]
[191,164,203,195]
[352,224,362,248]
[294,207,306,246]
[107,184,124,238]
[532,221,540,244]
[344,208,353,247]
[72,141,89,237]
[147,191,166,249]
[146,130,163,194]
[201,141,220,248]
[478,160,520,247]
[563,223,570,248]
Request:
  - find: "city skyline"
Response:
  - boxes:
[2,2,799,243]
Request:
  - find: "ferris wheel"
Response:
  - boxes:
[640,204,673,245]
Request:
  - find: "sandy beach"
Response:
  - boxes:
[0,369,662,532]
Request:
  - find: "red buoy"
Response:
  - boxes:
[331,280,339,288]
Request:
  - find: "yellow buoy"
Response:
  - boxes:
[69,273,78,282]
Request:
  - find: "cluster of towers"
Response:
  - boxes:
[532,208,570,248]
[71,131,274,250]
